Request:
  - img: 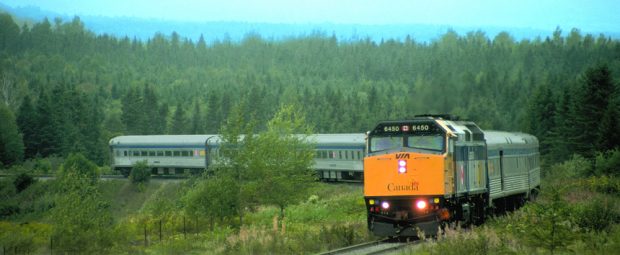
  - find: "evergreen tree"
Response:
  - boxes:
[598,102,620,151]
[190,101,204,134]
[575,64,616,157]
[0,13,20,52]
[205,92,220,133]
[0,104,24,166]
[527,84,556,156]
[16,95,38,159]
[35,89,61,157]
[121,87,143,134]
[142,84,159,134]
[170,103,187,134]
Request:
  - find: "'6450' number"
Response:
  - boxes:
[384,126,400,132]
[411,125,430,131]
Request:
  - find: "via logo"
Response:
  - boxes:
[395,153,410,159]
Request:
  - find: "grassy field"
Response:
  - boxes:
[401,157,620,255]
[1,176,376,254]
[3,155,619,254]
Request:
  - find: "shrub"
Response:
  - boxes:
[595,149,620,177]
[583,175,620,194]
[13,172,35,193]
[58,153,100,184]
[575,196,619,232]
[129,160,151,185]
[34,158,52,174]
[547,154,591,179]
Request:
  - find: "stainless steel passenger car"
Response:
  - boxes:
[109,133,366,181]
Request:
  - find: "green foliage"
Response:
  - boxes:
[58,153,100,184]
[0,103,24,166]
[129,160,151,185]
[575,195,619,232]
[595,149,620,177]
[546,154,591,179]
[255,104,316,218]
[16,95,38,159]
[50,171,114,253]
[582,175,620,194]
[0,221,52,255]
[183,174,239,226]
[13,172,35,193]
[512,187,577,254]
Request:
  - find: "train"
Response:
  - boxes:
[363,115,540,237]
[108,133,365,181]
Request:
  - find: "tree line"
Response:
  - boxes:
[0,13,619,167]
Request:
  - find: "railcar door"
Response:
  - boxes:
[499,150,505,191]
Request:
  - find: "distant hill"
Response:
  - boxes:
[1,2,618,43]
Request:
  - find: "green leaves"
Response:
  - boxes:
[129,160,151,185]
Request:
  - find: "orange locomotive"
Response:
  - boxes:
[364,115,540,237]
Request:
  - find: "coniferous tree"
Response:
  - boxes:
[170,103,187,134]
[121,87,143,134]
[0,104,24,166]
[190,101,204,134]
[574,64,616,157]
[16,95,38,159]
[527,84,556,157]
[35,89,60,157]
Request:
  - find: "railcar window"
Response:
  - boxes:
[157,151,164,156]
[132,151,140,156]
[345,151,349,160]
[115,150,120,157]
[370,136,402,152]
[173,151,180,157]
[357,151,362,159]
[141,151,147,156]
[328,151,333,159]
[123,151,128,157]
[339,151,342,159]
[181,151,189,157]
[165,151,172,157]
[148,151,155,156]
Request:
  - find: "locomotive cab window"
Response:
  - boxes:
[406,135,445,152]
[370,136,402,152]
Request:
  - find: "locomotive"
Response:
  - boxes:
[364,115,540,236]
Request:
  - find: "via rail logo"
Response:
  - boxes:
[395,153,410,159]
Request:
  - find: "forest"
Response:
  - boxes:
[1,12,620,254]
[0,14,619,167]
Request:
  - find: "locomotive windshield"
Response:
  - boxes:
[370,136,402,152]
[369,134,445,153]
[368,120,447,154]
[407,135,444,152]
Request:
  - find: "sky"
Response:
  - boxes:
[2,0,619,32]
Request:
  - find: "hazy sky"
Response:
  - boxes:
[2,0,619,32]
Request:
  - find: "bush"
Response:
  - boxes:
[129,160,151,184]
[575,196,620,232]
[583,175,620,194]
[595,149,620,177]
[13,172,35,193]
[58,153,100,184]
[547,154,592,180]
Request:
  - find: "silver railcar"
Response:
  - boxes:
[109,134,366,181]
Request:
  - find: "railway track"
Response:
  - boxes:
[317,238,420,255]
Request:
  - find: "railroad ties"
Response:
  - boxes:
[317,238,420,255]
